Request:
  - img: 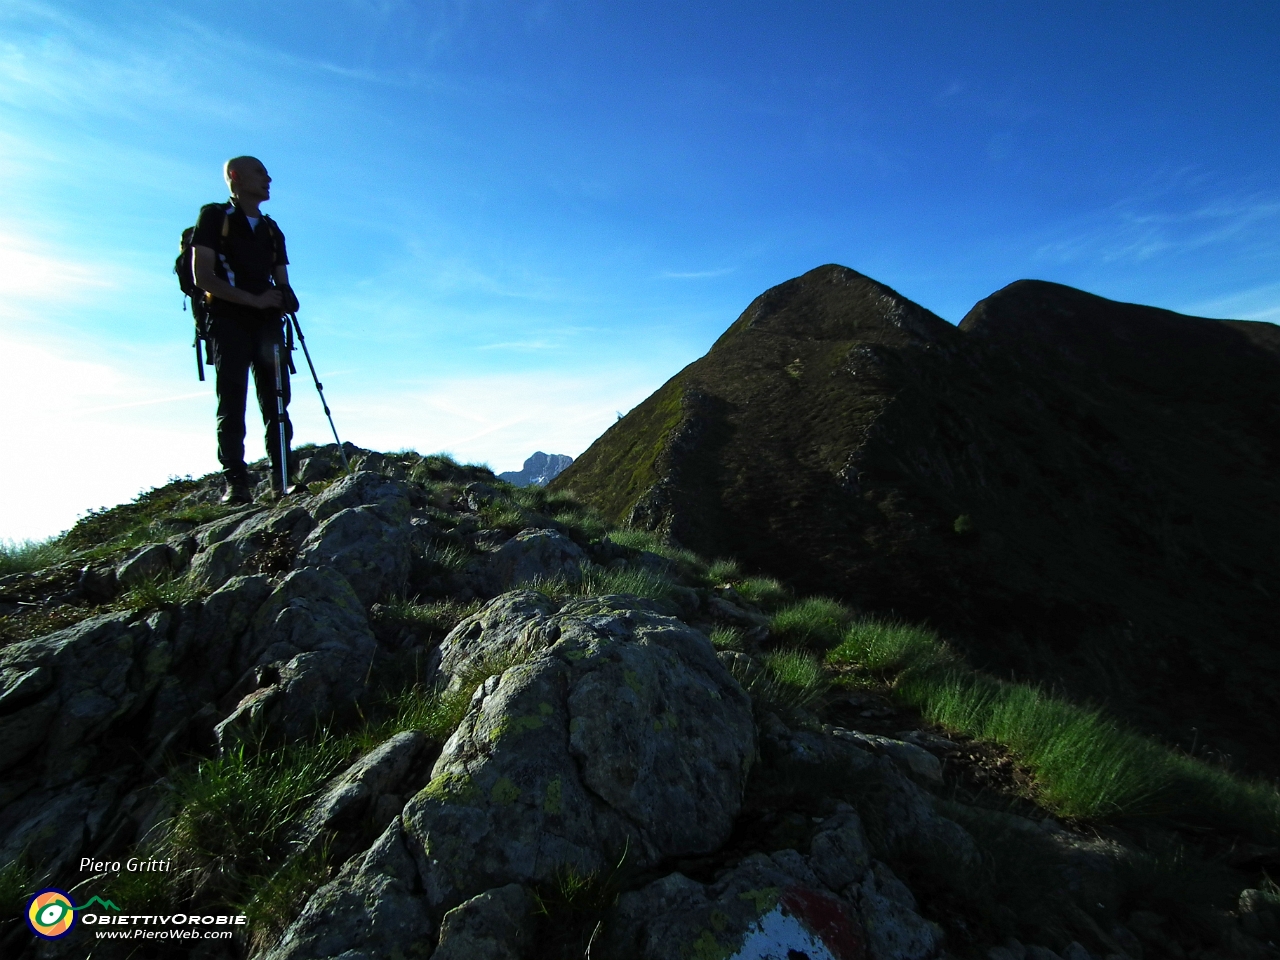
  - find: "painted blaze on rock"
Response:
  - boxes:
[405,594,757,915]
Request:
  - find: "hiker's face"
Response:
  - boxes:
[233,162,271,202]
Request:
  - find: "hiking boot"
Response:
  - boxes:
[221,481,252,505]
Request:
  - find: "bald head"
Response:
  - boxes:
[224,156,264,186]
[223,156,272,209]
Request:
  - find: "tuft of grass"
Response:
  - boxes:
[420,540,472,575]
[709,626,744,651]
[607,529,703,575]
[478,500,529,533]
[726,648,830,719]
[525,566,680,605]
[770,596,852,650]
[379,597,482,641]
[0,537,70,576]
[117,573,207,614]
[158,736,349,904]
[734,576,793,611]
[243,846,334,952]
[704,558,744,584]
[607,528,664,553]
[0,856,35,926]
[827,618,958,676]
[531,844,632,960]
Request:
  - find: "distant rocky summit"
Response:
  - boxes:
[553,264,1280,778]
[498,452,573,487]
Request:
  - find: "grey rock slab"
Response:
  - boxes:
[432,883,536,960]
[308,469,412,525]
[0,613,169,783]
[601,852,866,960]
[116,542,177,587]
[427,590,560,693]
[294,504,411,606]
[808,806,873,891]
[260,817,432,960]
[487,527,586,589]
[856,860,944,960]
[296,730,430,854]
[217,567,377,744]
[827,726,943,784]
[190,504,316,593]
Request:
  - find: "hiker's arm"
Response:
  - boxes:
[193,246,284,310]
[273,265,300,313]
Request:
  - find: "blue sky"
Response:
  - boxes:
[2,0,1278,541]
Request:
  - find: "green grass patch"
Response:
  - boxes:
[478,500,529,533]
[704,558,744,584]
[0,537,70,576]
[831,616,1280,839]
[531,844,632,960]
[524,566,680,605]
[243,845,334,953]
[709,626,744,651]
[0,855,35,927]
[770,596,852,650]
[733,576,792,611]
[419,540,472,575]
[60,478,204,553]
[116,573,208,614]
[726,648,830,720]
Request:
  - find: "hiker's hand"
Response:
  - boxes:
[254,289,284,310]
[281,286,300,313]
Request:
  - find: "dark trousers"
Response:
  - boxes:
[209,309,292,482]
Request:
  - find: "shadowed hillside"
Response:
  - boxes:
[553,264,1280,777]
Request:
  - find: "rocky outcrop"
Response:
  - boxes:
[498,452,574,488]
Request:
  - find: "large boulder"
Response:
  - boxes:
[486,527,586,589]
[271,593,755,958]
[409,594,756,911]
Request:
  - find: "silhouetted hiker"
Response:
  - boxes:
[191,156,300,504]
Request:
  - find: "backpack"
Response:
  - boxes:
[175,204,288,380]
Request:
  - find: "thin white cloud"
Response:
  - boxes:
[0,230,117,301]
[1035,193,1280,265]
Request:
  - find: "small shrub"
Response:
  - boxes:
[954,513,975,535]
[734,576,792,611]
[771,597,851,649]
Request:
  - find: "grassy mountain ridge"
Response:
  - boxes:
[552,264,1280,779]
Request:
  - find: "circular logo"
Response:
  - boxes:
[26,889,77,940]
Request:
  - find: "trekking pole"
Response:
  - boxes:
[287,313,351,474]
[272,343,291,495]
